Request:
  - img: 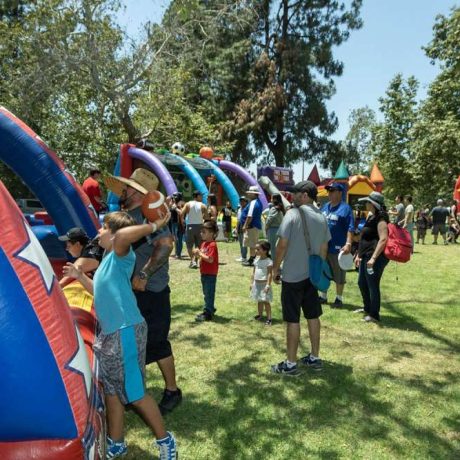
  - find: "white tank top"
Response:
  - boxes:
[188,201,204,225]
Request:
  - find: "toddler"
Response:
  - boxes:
[250,240,273,325]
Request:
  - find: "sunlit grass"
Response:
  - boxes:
[125,241,460,459]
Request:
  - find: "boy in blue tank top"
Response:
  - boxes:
[63,211,177,460]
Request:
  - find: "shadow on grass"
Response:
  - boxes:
[381,302,460,353]
[167,352,458,459]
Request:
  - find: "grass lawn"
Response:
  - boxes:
[125,241,460,459]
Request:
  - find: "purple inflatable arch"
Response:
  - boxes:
[128,147,178,196]
[219,160,268,209]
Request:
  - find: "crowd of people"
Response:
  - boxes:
[64,168,459,457]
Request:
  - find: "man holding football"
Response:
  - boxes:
[105,168,183,415]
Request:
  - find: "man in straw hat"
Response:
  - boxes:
[105,168,182,415]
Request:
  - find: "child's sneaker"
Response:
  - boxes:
[300,353,323,371]
[106,437,127,458]
[156,432,177,460]
[265,319,272,326]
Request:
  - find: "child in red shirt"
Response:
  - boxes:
[193,221,219,321]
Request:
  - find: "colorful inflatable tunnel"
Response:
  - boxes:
[162,151,209,204]
[0,181,105,460]
[187,156,240,210]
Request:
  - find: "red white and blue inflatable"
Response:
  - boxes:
[0,108,105,459]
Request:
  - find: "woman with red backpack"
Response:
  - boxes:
[354,192,389,323]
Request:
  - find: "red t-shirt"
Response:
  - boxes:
[200,241,219,275]
[82,177,102,212]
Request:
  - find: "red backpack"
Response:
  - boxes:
[384,223,412,263]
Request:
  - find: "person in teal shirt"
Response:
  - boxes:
[63,211,177,460]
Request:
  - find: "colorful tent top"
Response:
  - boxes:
[307,165,321,185]
[334,160,349,180]
[348,175,376,195]
[370,163,384,183]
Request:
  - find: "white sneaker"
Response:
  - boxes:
[235,257,244,262]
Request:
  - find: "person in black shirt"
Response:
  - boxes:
[58,227,103,287]
[429,199,450,245]
[354,192,389,322]
[170,192,185,258]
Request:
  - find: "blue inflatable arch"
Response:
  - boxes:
[187,157,240,210]
[0,107,99,237]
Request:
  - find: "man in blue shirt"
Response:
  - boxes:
[320,183,354,307]
[242,185,263,266]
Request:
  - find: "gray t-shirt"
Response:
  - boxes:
[128,206,170,292]
[395,203,405,224]
[277,204,331,283]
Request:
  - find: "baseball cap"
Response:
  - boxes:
[325,182,345,192]
[58,227,89,244]
[287,180,318,199]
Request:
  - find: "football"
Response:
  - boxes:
[171,142,185,155]
[141,191,169,222]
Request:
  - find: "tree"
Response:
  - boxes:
[411,7,460,204]
[372,74,419,197]
[339,106,376,175]
[164,0,363,167]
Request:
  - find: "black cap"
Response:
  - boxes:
[192,190,202,197]
[58,227,89,244]
[287,180,318,199]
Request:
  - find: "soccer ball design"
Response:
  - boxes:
[171,142,185,155]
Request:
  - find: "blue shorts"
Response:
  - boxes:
[93,322,147,404]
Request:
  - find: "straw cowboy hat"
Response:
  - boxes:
[104,168,159,197]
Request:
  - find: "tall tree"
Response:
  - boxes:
[232,0,362,166]
[411,7,460,204]
[164,0,362,166]
[338,106,376,175]
[372,74,419,197]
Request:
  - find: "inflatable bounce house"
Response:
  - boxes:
[313,160,385,206]
[106,142,269,212]
[0,107,105,459]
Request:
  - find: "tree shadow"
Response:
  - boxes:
[381,302,460,353]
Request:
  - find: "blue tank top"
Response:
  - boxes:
[93,247,144,334]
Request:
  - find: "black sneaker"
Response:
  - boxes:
[159,388,182,415]
[332,298,343,308]
[195,312,213,322]
[271,360,300,376]
[242,257,254,267]
[319,297,327,304]
[300,353,323,371]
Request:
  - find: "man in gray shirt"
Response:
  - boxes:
[389,195,405,226]
[105,168,182,414]
[272,181,330,375]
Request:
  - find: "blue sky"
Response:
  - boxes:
[118,0,457,180]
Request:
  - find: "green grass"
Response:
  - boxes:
[125,241,460,459]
